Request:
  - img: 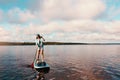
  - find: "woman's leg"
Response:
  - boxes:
[37,49,41,60]
[40,48,44,62]
[42,49,44,61]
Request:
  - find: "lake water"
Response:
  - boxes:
[0,45,120,80]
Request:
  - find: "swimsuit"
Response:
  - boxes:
[36,38,44,50]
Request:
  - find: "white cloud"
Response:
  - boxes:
[7,8,36,23]
[38,0,106,21]
[0,0,120,42]
[0,0,106,23]
[0,19,120,42]
[8,20,119,42]
[0,27,11,41]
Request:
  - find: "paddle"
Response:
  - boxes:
[31,49,37,68]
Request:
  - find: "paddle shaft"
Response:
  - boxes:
[31,48,37,68]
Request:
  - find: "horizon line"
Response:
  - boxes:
[0,41,120,45]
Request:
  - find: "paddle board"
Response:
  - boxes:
[34,59,50,73]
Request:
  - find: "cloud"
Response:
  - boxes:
[7,8,36,24]
[0,0,107,24]
[9,20,119,42]
[0,0,120,42]
[0,27,11,41]
[27,0,44,11]
[38,0,106,21]
[0,0,105,24]
[102,0,120,21]
[0,19,120,42]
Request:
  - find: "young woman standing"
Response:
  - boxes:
[36,34,45,62]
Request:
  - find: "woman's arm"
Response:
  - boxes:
[42,37,45,41]
[35,39,37,45]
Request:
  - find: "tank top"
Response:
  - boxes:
[36,38,43,48]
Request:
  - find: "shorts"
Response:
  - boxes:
[37,45,44,50]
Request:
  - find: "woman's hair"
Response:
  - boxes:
[36,34,41,39]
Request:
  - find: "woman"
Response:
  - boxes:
[36,34,45,62]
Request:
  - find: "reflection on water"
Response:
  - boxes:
[0,45,120,80]
[34,72,46,80]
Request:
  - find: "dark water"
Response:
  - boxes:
[0,45,120,80]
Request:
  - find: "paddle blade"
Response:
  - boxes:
[31,62,34,68]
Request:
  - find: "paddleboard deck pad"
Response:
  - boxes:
[34,60,50,73]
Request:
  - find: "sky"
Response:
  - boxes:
[0,0,120,42]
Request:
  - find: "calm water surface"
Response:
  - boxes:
[0,45,120,80]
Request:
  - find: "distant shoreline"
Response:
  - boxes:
[0,42,120,46]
